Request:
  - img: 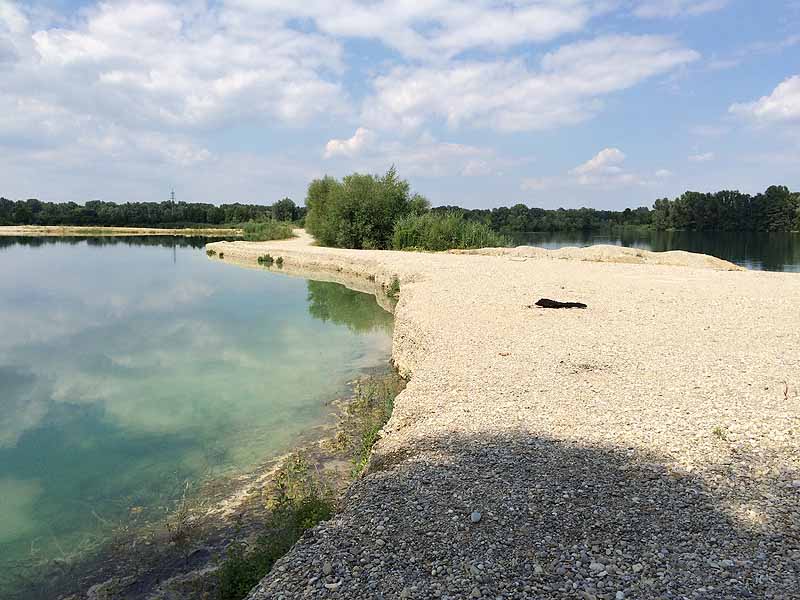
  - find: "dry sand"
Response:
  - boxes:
[208,232,800,600]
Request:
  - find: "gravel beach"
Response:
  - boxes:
[208,232,800,600]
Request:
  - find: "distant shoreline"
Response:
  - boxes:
[0,225,242,237]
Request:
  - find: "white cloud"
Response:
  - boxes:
[655,168,673,178]
[571,147,626,176]
[363,35,699,132]
[522,147,650,192]
[0,0,27,35]
[634,0,728,18]
[233,0,607,62]
[729,75,800,123]
[689,152,715,162]
[324,127,374,159]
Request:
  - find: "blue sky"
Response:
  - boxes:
[0,0,798,209]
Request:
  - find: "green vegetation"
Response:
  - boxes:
[214,372,403,600]
[386,276,400,299]
[218,252,224,259]
[215,455,334,600]
[305,166,429,249]
[0,197,305,227]
[275,257,284,268]
[243,220,295,241]
[257,253,274,266]
[392,210,510,251]
[5,182,796,238]
[345,377,401,474]
[651,186,799,231]
[437,185,799,233]
[206,248,217,257]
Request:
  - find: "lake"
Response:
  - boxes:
[508,230,800,272]
[0,236,393,577]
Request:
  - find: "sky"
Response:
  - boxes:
[0,0,798,210]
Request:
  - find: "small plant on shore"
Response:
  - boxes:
[215,454,334,600]
[257,254,274,266]
[275,256,284,268]
[345,376,403,474]
[206,248,217,257]
[712,425,728,441]
[166,481,196,548]
[218,252,224,259]
[386,276,400,298]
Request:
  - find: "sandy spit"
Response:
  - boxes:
[207,232,800,600]
[0,225,241,237]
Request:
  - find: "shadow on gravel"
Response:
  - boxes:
[260,431,800,600]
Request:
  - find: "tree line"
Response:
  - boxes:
[0,197,303,227]
[434,186,799,233]
[1,184,797,232]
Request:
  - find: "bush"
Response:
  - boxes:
[257,254,274,266]
[215,455,334,600]
[392,211,509,251]
[386,277,400,298]
[242,220,295,242]
[305,167,429,249]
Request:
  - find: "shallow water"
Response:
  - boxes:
[0,236,392,569]
[508,230,800,272]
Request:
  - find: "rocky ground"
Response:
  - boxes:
[207,233,800,600]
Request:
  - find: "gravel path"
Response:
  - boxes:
[208,233,800,600]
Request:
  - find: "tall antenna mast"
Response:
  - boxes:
[170,189,176,203]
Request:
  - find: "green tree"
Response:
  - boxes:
[272,197,296,221]
[304,167,428,249]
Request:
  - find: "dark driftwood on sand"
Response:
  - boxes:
[533,298,588,309]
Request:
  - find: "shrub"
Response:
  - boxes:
[392,211,509,251]
[242,220,295,242]
[215,455,334,600]
[275,257,284,268]
[218,252,224,259]
[257,254,274,266]
[305,167,429,249]
[206,249,217,257]
[386,276,400,298]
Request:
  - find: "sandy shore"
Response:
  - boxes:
[0,225,241,237]
[208,232,800,600]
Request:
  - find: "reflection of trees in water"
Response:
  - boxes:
[0,236,230,250]
[306,281,393,334]
[509,231,800,272]
[649,231,800,272]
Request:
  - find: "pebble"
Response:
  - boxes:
[471,511,482,523]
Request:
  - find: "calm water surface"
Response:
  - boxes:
[509,230,800,272]
[0,236,392,568]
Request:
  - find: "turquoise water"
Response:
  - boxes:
[0,236,392,569]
